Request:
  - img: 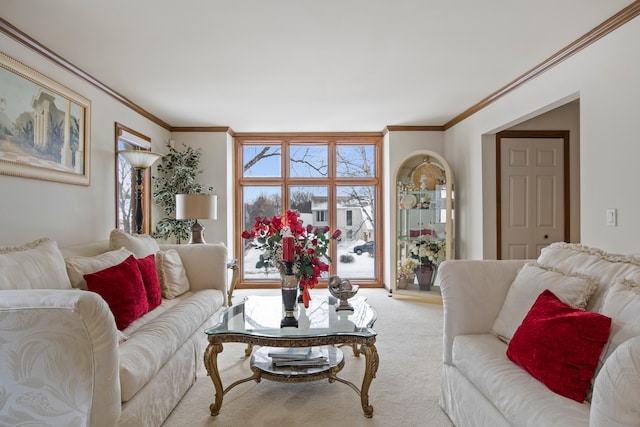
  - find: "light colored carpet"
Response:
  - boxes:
[162,288,454,427]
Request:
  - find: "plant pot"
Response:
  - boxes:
[415,265,435,291]
[397,278,412,289]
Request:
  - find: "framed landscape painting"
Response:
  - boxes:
[0,51,91,185]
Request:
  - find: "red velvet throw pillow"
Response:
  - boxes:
[506,289,611,402]
[85,255,149,330]
[136,254,162,311]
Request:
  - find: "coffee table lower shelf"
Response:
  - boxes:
[251,345,344,381]
[204,339,377,418]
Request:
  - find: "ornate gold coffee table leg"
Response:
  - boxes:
[360,342,379,418]
[203,342,224,416]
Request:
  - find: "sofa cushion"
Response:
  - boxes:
[0,238,71,290]
[156,249,190,299]
[109,229,160,258]
[65,247,133,290]
[492,263,597,342]
[590,336,640,426]
[506,289,611,402]
[136,254,162,311]
[85,255,149,330]
[537,242,640,311]
[121,293,189,337]
[453,334,590,427]
[598,278,640,368]
[118,289,224,402]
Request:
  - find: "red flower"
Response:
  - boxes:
[242,209,340,308]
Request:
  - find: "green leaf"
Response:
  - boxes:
[152,142,215,241]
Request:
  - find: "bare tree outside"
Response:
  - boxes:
[116,139,136,234]
[243,145,281,177]
[117,154,133,234]
[289,145,328,177]
[336,145,376,231]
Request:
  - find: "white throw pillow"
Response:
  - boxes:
[599,278,640,364]
[65,247,133,290]
[155,249,190,299]
[492,262,597,342]
[0,238,71,290]
[537,242,640,311]
[109,229,160,258]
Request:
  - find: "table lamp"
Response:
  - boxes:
[119,149,163,234]
[175,194,217,244]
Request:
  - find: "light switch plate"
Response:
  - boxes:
[606,208,617,226]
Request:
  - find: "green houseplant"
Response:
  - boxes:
[152,143,214,242]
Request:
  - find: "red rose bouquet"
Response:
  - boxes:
[242,210,342,307]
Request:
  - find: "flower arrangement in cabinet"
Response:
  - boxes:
[408,238,446,268]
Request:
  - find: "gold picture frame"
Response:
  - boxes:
[0,51,91,185]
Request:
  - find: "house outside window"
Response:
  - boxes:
[316,210,327,222]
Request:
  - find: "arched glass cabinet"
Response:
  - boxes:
[393,151,454,302]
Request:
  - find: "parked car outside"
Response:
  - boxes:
[353,241,374,256]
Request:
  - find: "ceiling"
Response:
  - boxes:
[1,1,635,132]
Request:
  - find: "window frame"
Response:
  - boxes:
[235,133,383,289]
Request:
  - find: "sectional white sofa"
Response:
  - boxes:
[438,242,640,426]
[0,233,230,426]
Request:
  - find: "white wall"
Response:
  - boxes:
[0,33,170,247]
[383,130,444,289]
[445,16,640,257]
[168,132,232,248]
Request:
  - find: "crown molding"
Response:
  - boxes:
[383,126,444,134]
[443,0,640,130]
[0,17,172,130]
[170,126,235,135]
[232,131,384,138]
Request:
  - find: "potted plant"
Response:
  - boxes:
[152,143,214,243]
[397,258,419,289]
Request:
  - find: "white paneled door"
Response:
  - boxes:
[497,131,569,259]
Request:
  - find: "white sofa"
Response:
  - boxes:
[438,242,640,427]
[0,236,230,427]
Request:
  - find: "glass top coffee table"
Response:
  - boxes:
[204,295,378,418]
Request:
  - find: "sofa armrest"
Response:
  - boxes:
[0,289,120,426]
[590,336,640,427]
[438,259,527,365]
[159,243,229,298]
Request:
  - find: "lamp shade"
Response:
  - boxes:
[176,194,217,220]
[119,150,163,169]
